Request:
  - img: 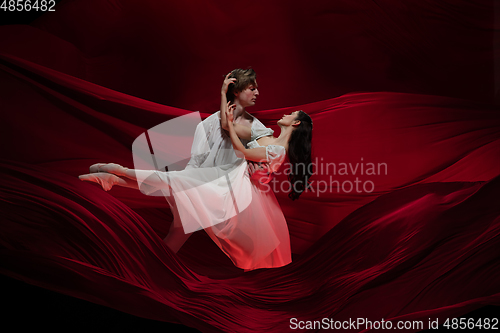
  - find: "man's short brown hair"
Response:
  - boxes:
[226,68,257,103]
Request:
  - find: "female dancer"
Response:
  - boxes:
[79,79,313,271]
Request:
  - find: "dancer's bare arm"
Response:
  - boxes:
[220,73,234,131]
[220,74,251,140]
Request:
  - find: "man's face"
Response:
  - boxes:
[235,81,259,107]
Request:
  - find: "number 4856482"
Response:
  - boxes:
[1,0,56,12]
[443,318,498,330]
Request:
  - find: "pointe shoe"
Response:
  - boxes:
[78,172,120,191]
[89,163,107,173]
[97,163,129,177]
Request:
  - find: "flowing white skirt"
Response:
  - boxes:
[136,159,291,269]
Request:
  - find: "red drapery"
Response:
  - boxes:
[1,0,499,332]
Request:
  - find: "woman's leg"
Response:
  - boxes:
[92,163,167,189]
[84,163,193,252]
[89,163,107,173]
[78,172,140,191]
[81,164,192,252]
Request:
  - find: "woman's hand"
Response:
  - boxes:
[221,72,236,94]
[226,101,235,123]
[248,161,269,176]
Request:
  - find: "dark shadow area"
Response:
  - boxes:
[1,274,201,332]
[2,273,497,333]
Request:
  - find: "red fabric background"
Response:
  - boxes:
[0,0,499,332]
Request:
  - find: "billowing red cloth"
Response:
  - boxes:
[1,0,499,332]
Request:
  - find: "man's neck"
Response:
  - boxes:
[233,104,246,120]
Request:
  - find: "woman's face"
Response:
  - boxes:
[234,82,259,107]
[278,110,300,126]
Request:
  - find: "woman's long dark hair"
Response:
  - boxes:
[287,110,313,200]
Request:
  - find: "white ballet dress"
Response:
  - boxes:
[138,111,292,270]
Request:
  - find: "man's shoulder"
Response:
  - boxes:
[203,111,220,121]
[199,111,221,126]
